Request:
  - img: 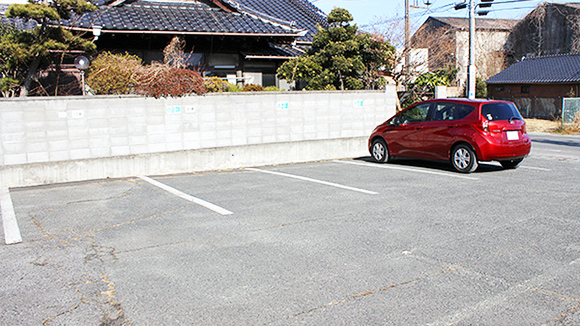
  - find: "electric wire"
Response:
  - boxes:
[360,0,563,28]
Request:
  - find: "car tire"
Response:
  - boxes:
[500,158,523,169]
[371,138,390,163]
[451,144,478,173]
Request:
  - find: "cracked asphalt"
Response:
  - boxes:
[1,133,579,325]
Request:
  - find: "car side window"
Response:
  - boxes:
[432,102,455,121]
[398,103,430,124]
[455,104,476,120]
[432,103,475,121]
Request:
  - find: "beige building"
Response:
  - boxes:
[411,17,518,88]
[508,2,580,61]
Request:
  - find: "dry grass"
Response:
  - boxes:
[525,119,560,133]
[525,118,580,134]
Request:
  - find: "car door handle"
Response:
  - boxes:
[415,126,424,130]
[448,124,458,128]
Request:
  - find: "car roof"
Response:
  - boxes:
[402,98,515,112]
[406,98,514,108]
[423,98,509,104]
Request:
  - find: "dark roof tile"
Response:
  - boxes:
[3,0,325,43]
[223,0,327,42]
[65,0,304,36]
[0,4,39,31]
[486,53,580,84]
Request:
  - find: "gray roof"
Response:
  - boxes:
[0,4,39,30]
[223,0,327,43]
[3,0,328,42]
[65,0,305,37]
[486,53,580,84]
[431,17,518,32]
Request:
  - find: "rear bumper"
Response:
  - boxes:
[476,134,532,161]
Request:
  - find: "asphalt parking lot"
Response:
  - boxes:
[1,133,579,325]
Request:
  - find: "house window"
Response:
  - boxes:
[208,54,239,69]
[495,86,505,92]
[521,85,530,94]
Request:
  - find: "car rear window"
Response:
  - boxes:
[481,103,523,121]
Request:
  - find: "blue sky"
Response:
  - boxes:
[310,0,580,29]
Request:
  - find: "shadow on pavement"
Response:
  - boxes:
[353,156,505,174]
[531,138,580,148]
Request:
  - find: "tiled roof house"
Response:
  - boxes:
[1,0,328,89]
[486,53,580,118]
[223,0,327,45]
[0,4,38,30]
[65,0,328,87]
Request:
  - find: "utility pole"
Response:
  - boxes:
[468,0,476,99]
[456,0,494,98]
[404,0,410,87]
[404,0,430,88]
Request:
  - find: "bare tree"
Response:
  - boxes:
[567,12,580,53]
[410,25,457,82]
[366,17,422,88]
[164,36,189,68]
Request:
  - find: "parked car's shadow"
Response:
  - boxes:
[354,156,505,174]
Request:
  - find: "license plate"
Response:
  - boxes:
[506,130,519,140]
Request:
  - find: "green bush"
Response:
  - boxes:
[460,77,488,98]
[203,77,234,92]
[476,77,487,98]
[264,86,283,91]
[227,84,243,92]
[276,8,394,90]
[345,77,364,90]
[87,46,207,97]
[86,52,142,95]
[242,84,264,92]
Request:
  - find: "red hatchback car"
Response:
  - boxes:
[369,99,532,173]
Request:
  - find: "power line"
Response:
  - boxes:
[363,0,544,27]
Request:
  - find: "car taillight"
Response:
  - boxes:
[481,118,489,132]
[521,122,527,134]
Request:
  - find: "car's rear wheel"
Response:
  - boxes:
[500,158,523,169]
[451,144,478,173]
[371,138,390,163]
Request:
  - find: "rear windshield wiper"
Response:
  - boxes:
[508,116,521,122]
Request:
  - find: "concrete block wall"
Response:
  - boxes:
[0,87,397,187]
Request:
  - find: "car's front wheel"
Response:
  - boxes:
[451,144,478,173]
[371,138,390,163]
[500,158,523,169]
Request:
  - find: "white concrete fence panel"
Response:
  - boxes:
[1,87,397,187]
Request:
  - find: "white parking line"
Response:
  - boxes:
[245,168,378,195]
[520,166,552,171]
[1,188,22,245]
[138,176,233,215]
[334,160,480,180]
